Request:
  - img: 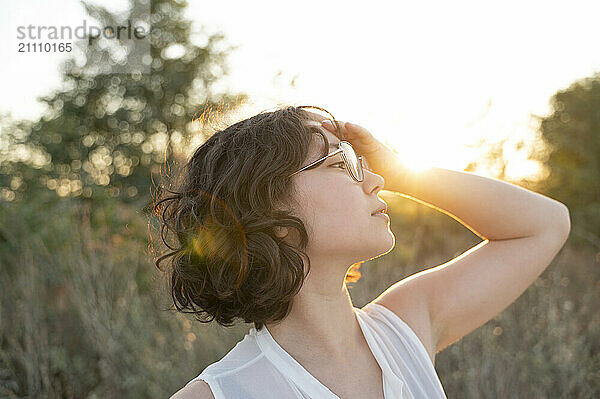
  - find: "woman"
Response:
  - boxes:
[158,105,571,398]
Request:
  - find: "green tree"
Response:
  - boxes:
[2,0,246,204]
[530,73,600,246]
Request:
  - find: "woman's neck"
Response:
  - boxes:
[264,273,365,363]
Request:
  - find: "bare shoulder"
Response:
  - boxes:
[371,276,437,365]
[170,379,215,399]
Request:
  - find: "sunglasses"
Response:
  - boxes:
[288,140,370,182]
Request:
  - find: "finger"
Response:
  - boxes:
[344,121,370,137]
[322,119,351,138]
[320,120,342,142]
[321,119,337,132]
[340,121,370,143]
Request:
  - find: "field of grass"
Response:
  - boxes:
[1,194,598,398]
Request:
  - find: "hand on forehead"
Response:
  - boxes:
[305,121,341,154]
[305,119,341,142]
[301,119,342,165]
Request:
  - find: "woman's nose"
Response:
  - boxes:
[363,169,385,195]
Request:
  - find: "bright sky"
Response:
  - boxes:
[2,0,599,180]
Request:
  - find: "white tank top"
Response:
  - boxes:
[185,302,447,398]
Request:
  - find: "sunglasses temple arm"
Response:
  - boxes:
[292,148,344,176]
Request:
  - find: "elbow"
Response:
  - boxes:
[553,202,571,243]
[559,202,571,233]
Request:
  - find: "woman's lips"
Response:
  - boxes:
[372,211,390,222]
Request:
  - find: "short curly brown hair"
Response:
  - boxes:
[153,105,361,330]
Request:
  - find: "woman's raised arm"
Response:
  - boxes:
[323,119,571,356]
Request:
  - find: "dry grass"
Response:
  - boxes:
[0,196,598,398]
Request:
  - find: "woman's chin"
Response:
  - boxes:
[366,233,395,260]
[380,234,396,256]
